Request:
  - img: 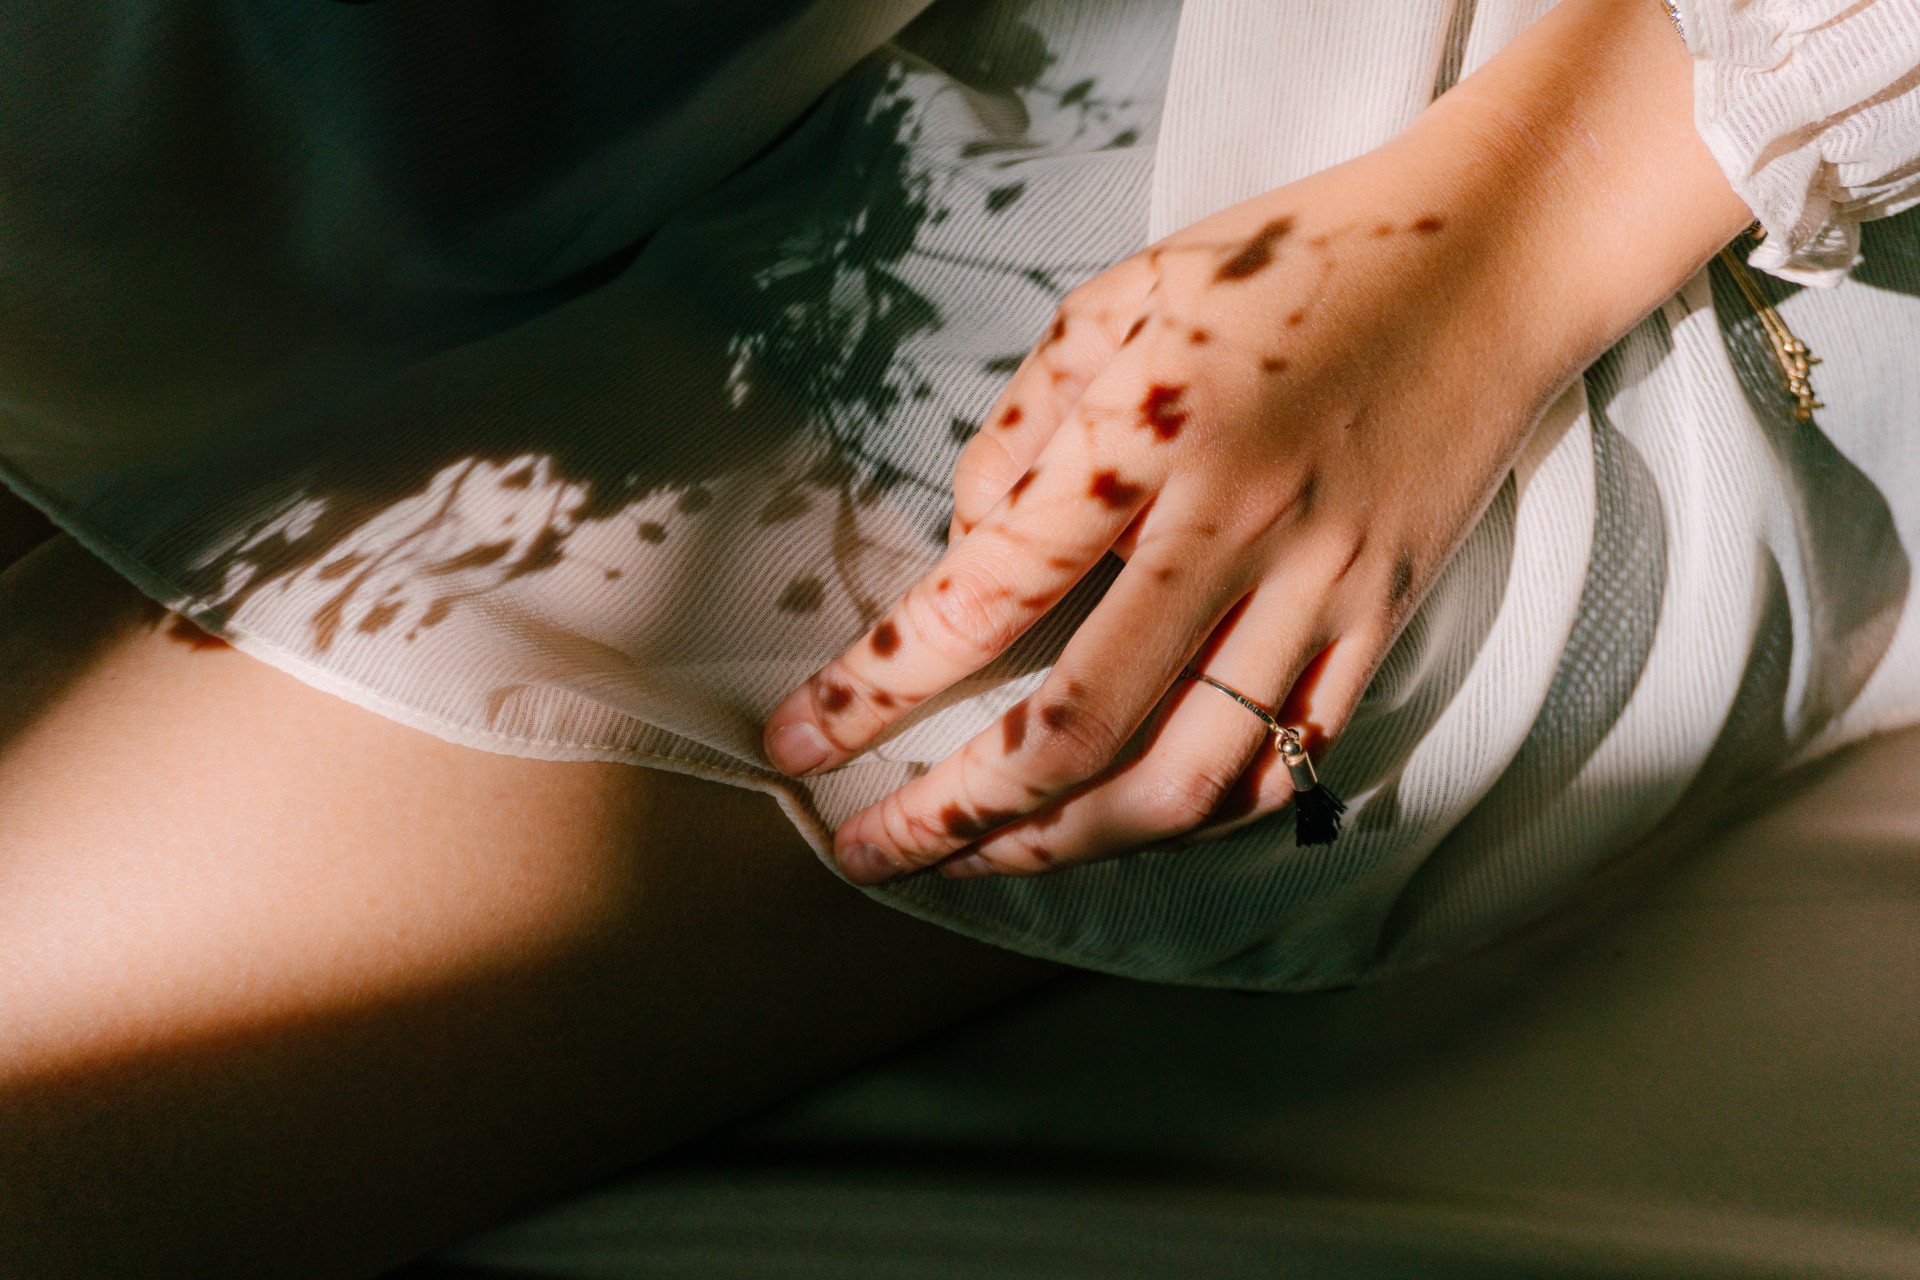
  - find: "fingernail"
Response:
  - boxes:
[768,721,831,775]
[940,853,996,880]
[838,843,901,886]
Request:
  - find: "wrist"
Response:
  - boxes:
[1383,0,1751,412]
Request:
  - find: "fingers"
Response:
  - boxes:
[769,260,1170,777]
[876,573,1386,884]
[950,261,1156,538]
[929,577,1335,877]
[948,635,1380,877]
[1180,637,1376,842]
[824,532,1254,882]
[764,421,1161,777]
[935,693,1266,879]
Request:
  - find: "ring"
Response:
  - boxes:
[1181,669,1291,741]
[1179,668,1346,845]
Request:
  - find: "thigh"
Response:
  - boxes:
[454,728,1920,1280]
[0,537,1051,1280]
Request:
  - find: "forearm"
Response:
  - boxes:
[1372,0,1753,419]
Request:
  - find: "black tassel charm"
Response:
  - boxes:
[1277,728,1346,847]
[1179,670,1349,847]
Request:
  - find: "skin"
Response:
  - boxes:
[0,0,1751,1272]
[764,0,1754,884]
[0,520,1049,1279]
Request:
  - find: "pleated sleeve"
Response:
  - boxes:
[1679,0,1920,285]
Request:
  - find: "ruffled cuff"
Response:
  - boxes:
[1678,0,1920,287]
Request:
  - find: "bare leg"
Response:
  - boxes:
[0,537,1053,1280]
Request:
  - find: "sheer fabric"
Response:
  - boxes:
[1681,0,1920,285]
[1,0,1917,988]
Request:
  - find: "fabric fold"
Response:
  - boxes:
[1682,0,1920,285]
[2,0,1917,989]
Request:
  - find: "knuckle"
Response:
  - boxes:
[808,665,895,747]
[965,429,1020,473]
[1331,526,1369,576]
[908,565,1022,666]
[873,791,954,862]
[1231,465,1315,533]
[1074,387,1138,434]
[1137,761,1241,833]
[1056,282,1101,319]
[1027,696,1125,784]
[954,436,1023,516]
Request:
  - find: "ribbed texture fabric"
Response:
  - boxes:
[1,0,1917,988]
[1680,0,1920,285]
[1148,0,1467,232]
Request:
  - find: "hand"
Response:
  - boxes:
[763,162,1527,881]
[762,0,1751,885]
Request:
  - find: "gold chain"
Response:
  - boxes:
[1716,228,1824,422]
[1659,8,1825,422]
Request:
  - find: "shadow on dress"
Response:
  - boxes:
[77,0,1141,668]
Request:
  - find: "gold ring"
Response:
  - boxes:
[1179,668,1346,845]
[1181,669,1294,747]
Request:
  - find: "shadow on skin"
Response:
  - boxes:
[0,538,1051,1280]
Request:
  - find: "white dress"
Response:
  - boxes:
[2,0,1917,988]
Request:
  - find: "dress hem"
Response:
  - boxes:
[1,458,1302,989]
